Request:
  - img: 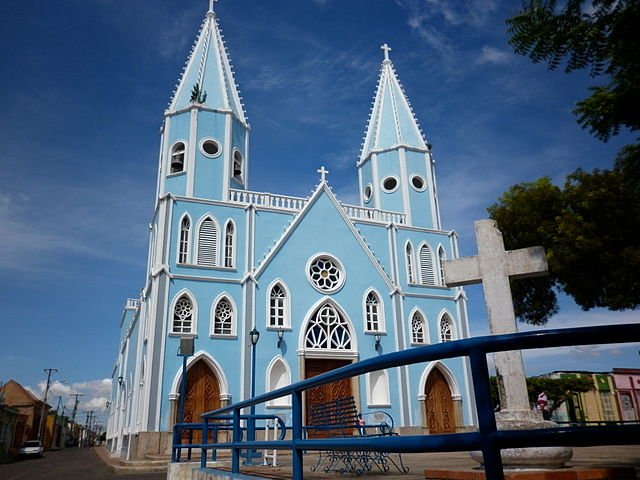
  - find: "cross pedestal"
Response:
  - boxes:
[444,220,572,468]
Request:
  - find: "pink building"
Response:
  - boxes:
[612,368,640,421]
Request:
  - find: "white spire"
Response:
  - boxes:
[359,46,428,164]
[168,3,247,125]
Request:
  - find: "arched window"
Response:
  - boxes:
[364,291,381,332]
[268,283,287,328]
[233,150,243,183]
[419,243,436,286]
[411,311,427,345]
[172,294,194,334]
[212,297,234,336]
[170,142,186,174]
[438,246,446,286]
[224,221,234,268]
[367,370,390,407]
[440,314,454,342]
[197,216,218,266]
[305,303,351,350]
[406,242,415,284]
[267,358,291,407]
[178,216,190,264]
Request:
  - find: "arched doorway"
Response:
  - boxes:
[183,359,220,441]
[302,301,356,436]
[424,368,455,433]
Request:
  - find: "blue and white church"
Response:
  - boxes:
[107,3,477,460]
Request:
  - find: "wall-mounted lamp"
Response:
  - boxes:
[118,376,124,386]
[374,333,382,351]
[276,329,284,348]
[106,401,110,409]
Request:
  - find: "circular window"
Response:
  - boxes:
[307,255,345,293]
[381,176,398,192]
[201,139,221,157]
[363,184,372,203]
[410,175,426,191]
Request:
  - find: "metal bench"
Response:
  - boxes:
[307,396,409,475]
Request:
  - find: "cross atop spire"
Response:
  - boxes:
[208,0,217,13]
[381,43,392,62]
[317,166,329,183]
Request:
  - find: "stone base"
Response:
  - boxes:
[470,410,573,469]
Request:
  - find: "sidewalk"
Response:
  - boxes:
[162,445,640,479]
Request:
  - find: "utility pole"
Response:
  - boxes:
[70,393,84,447]
[37,368,58,442]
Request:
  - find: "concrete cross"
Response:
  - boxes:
[381,43,392,62]
[444,219,549,412]
[317,166,329,183]
[208,0,217,13]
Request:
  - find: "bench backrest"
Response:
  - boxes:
[308,396,359,437]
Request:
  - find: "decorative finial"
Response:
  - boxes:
[317,166,329,183]
[208,0,217,14]
[381,43,392,62]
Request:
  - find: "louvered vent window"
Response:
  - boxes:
[419,244,435,286]
[198,218,218,266]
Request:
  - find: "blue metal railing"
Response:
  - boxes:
[173,323,640,479]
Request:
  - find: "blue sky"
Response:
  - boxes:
[1,0,637,418]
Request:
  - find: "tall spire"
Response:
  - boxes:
[359,44,428,164]
[168,4,247,125]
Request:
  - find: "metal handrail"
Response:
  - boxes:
[175,323,640,479]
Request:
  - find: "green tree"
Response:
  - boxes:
[491,1,640,324]
[526,375,594,416]
[507,0,640,141]
[489,375,594,415]
[488,166,640,324]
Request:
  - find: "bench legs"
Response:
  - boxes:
[311,449,409,476]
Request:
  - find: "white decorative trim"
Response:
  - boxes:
[266,278,291,329]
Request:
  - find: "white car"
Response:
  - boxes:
[17,440,44,458]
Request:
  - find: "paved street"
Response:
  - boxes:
[0,448,165,480]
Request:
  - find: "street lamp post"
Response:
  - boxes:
[177,338,194,424]
[245,328,260,465]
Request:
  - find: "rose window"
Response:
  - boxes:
[308,255,344,292]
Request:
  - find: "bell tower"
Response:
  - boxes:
[357,44,440,229]
[156,1,249,204]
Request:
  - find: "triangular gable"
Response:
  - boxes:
[254,182,394,290]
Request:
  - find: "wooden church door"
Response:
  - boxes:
[183,359,220,441]
[425,368,455,434]
[305,358,353,437]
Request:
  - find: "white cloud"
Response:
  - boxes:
[475,45,511,65]
[32,378,112,414]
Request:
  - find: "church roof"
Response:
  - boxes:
[359,44,428,164]
[167,3,247,125]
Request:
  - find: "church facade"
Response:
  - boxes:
[106,4,476,460]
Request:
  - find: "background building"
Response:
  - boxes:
[106,4,476,460]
